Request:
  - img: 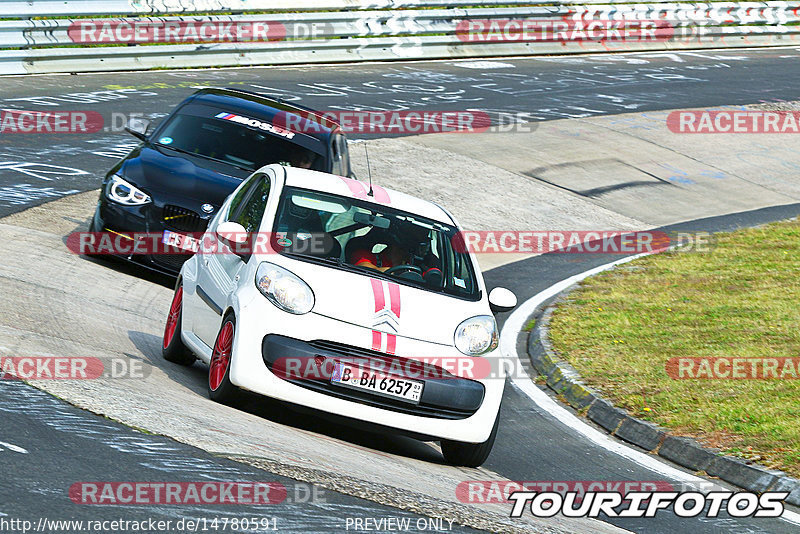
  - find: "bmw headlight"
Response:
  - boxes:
[256,262,314,315]
[454,315,498,355]
[105,174,151,206]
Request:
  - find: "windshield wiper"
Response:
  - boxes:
[282,252,436,289]
[283,253,400,282]
[283,252,350,270]
[154,143,254,172]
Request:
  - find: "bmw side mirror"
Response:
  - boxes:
[125,117,151,141]
[216,221,250,261]
[488,287,517,314]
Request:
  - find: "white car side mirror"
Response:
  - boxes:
[488,287,517,314]
[216,221,249,260]
[216,221,248,244]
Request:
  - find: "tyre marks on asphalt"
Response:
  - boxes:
[0,378,480,533]
[4,49,800,215]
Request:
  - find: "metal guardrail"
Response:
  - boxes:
[1,2,799,74]
[0,0,567,17]
[1,0,798,16]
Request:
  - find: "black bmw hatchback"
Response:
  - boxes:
[90,87,353,275]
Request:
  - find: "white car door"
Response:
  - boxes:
[194,171,273,347]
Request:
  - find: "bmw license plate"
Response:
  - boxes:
[163,230,199,253]
[331,361,423,404]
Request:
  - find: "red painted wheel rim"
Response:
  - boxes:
[209,321,234,391]
[163,286,183,349]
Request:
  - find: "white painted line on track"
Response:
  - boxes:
[0,440,28,454]
[499,253,800,526]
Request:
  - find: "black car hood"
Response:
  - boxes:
[118,145,251,208]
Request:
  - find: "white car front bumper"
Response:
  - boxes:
[227,289,504,444]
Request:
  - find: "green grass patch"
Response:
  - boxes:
[548,218,800,476]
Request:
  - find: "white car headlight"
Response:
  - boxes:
[454,315,498,355]
[105,174,151,205]
[256,262,314,315]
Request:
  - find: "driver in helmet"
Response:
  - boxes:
[349,223,426,273]
[350,241,410,272]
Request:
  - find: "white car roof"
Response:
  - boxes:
[273,165,456,226]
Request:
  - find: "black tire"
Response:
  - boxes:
[84,216,100,256]
[208,313,239,404]
[441,413,499,467]
[162,280,196,366]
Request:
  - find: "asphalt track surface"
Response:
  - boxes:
[0,379,479,533]
[2,48,800,533]
[3,47,800,217]
[485,202,800,534]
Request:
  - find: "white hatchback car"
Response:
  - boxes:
[162,164,517,466]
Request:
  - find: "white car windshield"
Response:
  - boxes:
[272,186,480,300]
